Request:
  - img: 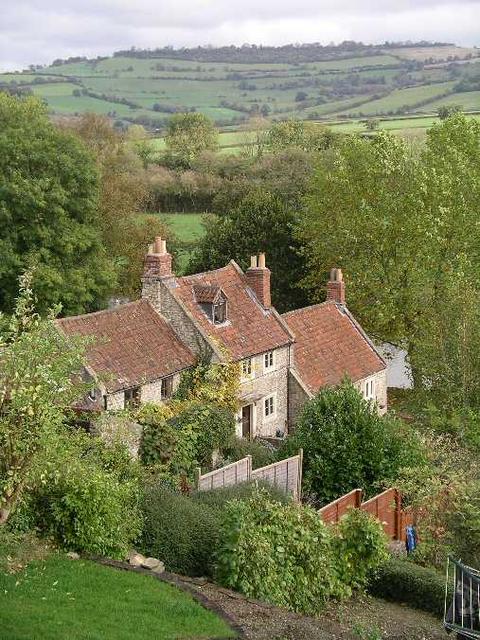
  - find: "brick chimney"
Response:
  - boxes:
[326,268,345,305]
[246,253,271,308]
[141,237,173,312]
[143,236,172,279]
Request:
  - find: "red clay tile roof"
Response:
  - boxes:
[171,262,292,361]
[283,302,385,393]
[193,284,223,304]
[57,299,195,393]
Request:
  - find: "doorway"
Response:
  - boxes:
[242,404,253,439]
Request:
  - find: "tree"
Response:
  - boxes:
[165,112,218,166]
[299,116,480,403]
[0,94,116,314]
[280,381,423,505]
[365,118,380,131]
[264,119,339,154]
[299,131,425,349]
[295,91,308,102]
[67,114,171,298]
[0,273,86,525]
[188,189,309,312]
[437,104,462,120]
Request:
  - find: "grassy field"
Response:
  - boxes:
[2,44,479,127]
[160,212,207,243]
[0,554,234,639]
[339,81,457,116]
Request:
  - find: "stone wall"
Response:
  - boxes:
[287,369,310,430]
[140,373,181,403]
[355,369,388,415]
[143,277,215,361]
[238,345,290,438]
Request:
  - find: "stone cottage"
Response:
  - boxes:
[58,237,387,437]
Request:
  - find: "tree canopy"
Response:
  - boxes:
[165,112,218,166]
[0,94,117,315]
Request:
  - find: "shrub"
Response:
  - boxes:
[172,402,235,468]
[334,508,389,590]
[216,488,346,614]
[137,400,235,472]
[31,433,141,558]
[280,381,424,505]
[139,484,220,576]
[368,557,447,616]
[191,480,290,510]
[222,437,276,470]
[139,481,289,577]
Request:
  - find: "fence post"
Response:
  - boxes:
[195,467,201,490]
[394,489,402,541]
[297,449,303,503]
[247,455,252,482]
[355,488,362,508]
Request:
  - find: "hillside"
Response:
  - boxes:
[1,42,479,130]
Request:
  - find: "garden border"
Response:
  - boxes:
[92,556,246,640]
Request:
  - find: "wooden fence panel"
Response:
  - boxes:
[318,487,412,542]
[318,489,362,524]
[195,450,303,500]
[196,456,251,492]
[361,488,398,539]
[251,450,303,501]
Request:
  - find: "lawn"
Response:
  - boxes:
[0,554,235,640]
[160,212,207,243]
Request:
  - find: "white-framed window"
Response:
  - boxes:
[264,394,276,418]
[264,351,274,372]
[241,358,253,379]
[363,378,375,401]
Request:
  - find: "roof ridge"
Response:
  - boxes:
[176,262,236,282]
[282,300,335,317]
[57,299,143,323]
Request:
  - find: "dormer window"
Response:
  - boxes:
[194,284,228,325]
[213,300,227,324]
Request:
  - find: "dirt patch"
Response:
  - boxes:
[178,576,446,640]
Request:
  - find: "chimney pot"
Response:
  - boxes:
[154,236,163,254]
[246,253,271,308]
[326,267,346,305]
[160,239,167,254]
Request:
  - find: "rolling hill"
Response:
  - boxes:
[1,42,479,131]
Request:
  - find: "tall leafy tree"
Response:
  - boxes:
[188,189,309,312]
[0,94,116,314]
[67,114,170,298]
[0,273,86,525]
[299,115,480,400]
[165,112,218,166]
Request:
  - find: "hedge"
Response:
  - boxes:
[368,557,448,616]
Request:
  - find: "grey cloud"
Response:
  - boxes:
[1,0,479,71]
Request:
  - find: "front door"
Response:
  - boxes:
[242,404,252,439]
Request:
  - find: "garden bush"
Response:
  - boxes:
[191,480,290,509]
[368,557,447,616]
[139,481,289,576]
[30,433,141,559]
[222,437,277,469]
[140,483,220,576]
[334,508,389,590]
[216,488,347,614]
[280,381,424,505]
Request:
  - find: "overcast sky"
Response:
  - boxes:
[1,0,479,72]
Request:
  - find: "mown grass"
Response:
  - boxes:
[0,554,235,639]
[159,212,206,243]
